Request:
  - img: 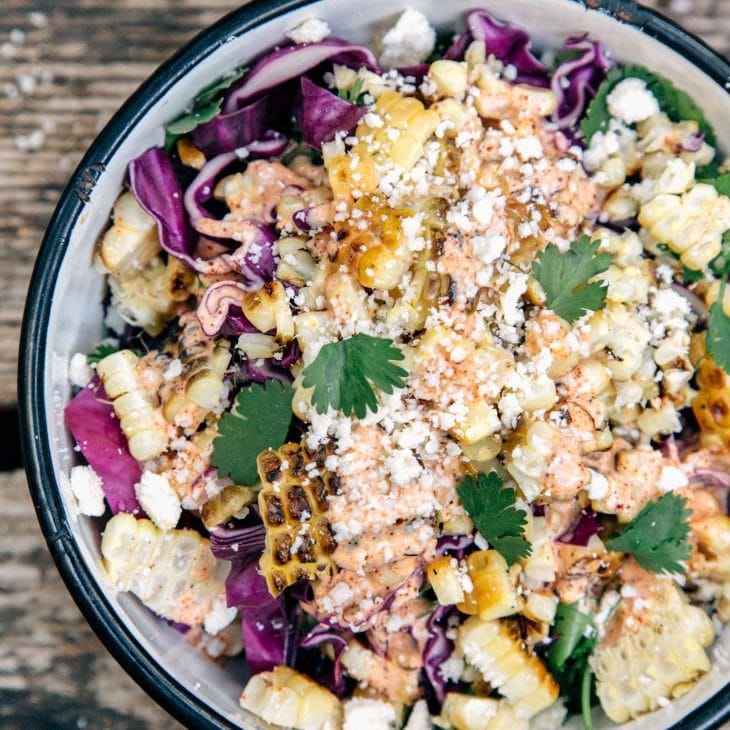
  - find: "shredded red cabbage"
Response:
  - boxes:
[435,533,473,559]
[223,40,380,113]
[210,523,266,560]
[423,605,458,704]
[296,77,366,149]
[64,378,142,515]
[445,10,548,87]
[551,35,613,130]
[129,147,197,268]
[299,624,348,695]
[557,508,602,546]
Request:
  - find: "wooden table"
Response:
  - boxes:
[1,0,729,727]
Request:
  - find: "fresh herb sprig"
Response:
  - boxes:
[302,334,408,418]
[336,77,366,105]
[707,269,730,374]
[532,236,614,322]
[456,471,531,565]
[605,492,692,574]
[211,380,294,485]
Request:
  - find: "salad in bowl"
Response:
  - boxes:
[59,6,730,729]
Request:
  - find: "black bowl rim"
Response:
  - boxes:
[18,1,730,728]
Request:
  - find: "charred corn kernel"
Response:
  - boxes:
[240,666,342,730]
[101,513,228,625]
[98,192,160,275]
[639,182,730,270]
[603,186,640,222]
[200,485,258,530]
[236,332,279,359]
[523,592,559,625]
[439,693,526,730]
[257,443,338,596]
[596,228,643,267]
[293,312,335,363]
[109,256,179,335]
[458,550,521,621]
[428,60,468,98]
[636,398,682,439]
[602,264,650,304]
[597,156,626,188]
[593,582,714,723]
[242,281,295,343]
[326,148,378,199]
[441,511,475,536]
[431,98,471,133]
[693,356,730,448]
[357,243,410,290]
[515,374,558,413]
[340,640,421,704]
[276,236,317,287]
[176,138,206,169]
[505,421,560,501]
[460,436,502,468]
[453,399,501,446]
[96,350,169,460]
[694,513,730,583]
[427,556,466,606]
[457,616,559,718]
[522,517,557,586]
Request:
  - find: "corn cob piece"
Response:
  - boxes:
[692,355,730,449]
[457,616,559,718]
[439,693,527,730]
[456,550,522,621]
[239,666,342,730]
[98,191,160,275]
[592,581,714,723]
[257,443,339,596]
[101,513,228,626]
[96,349,169,461]
[161,312,231,428]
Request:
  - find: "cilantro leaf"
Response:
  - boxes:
[605,492,692,573]
[700,172,730,197]
[456,472,531,565]
[707,272,730,374]
[211,380,294,485]
[582,65,716,147]
[547,603,598,727]
[532,236,614,322]
[302,334,408,418]
[164,67,247,151]
[336,77,365,105]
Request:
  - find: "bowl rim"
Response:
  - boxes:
[18,1,730,727]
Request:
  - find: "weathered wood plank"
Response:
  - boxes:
[0,470,184,729]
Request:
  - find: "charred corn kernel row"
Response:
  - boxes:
[98,192,160,275]
[438,693,527,730]
[257,443,339,596]
[239,666,342,730]
[457,616,559,718]
[96,349,169,460]
[692,355,730,449]
[161,312,231,428]
[109,256,187,335]
[242,281,295,343]
[639,182,730,270]
[593,582,715,723]
[101,513,228,626]
[456,550,522,621]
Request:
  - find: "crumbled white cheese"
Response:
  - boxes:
[403,700,432,730]
[472,233,507,264]
[134,471,181,530]
[203,595,238,635]
[343,698,398,730]
[658,465,689,493]
[439,654,465,682]
[587,468,609,500]
[68,352,93,387]
[379,8,436,68]
[285,17,331,44]
[163,358,183,381]
[68,465,106,517]
[514,135,543,161]
[607,78,660,124]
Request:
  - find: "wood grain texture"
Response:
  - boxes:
[1,1,730,728]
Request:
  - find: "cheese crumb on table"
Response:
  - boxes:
[68,465,106,517]
[134,471,182,530]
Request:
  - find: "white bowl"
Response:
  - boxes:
[19,0,730,727]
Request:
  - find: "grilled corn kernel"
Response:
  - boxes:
[428,60,468,98]
[593,581,714,723]
[98,192,160,275]
[200,485,258,530]
[242,281,295,343]
[439,693,526,730]
[96,350,169,461]
[240,666,342,730]
[357,243,410,290]
[276,236,317,287]
[176,138,206,169]
[458,550,521,621]
[457,616,559,718]
[258,443,339,596]
[427,556,466,606]
[523,591,559,624]
[101,513,228,626]
[693,356,730,448]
